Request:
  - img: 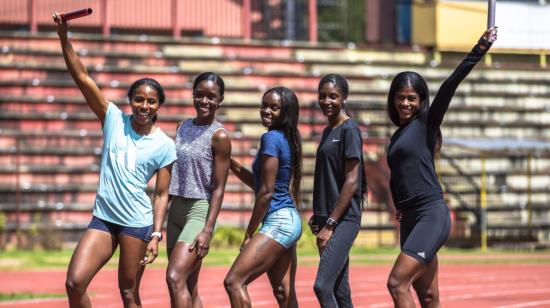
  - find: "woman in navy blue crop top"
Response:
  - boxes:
[386,28,497,307]
[225,87,302,307]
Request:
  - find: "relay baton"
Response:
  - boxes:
[54,8,93,22]
[487,0,496,29]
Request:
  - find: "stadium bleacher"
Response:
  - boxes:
[1,29,549,246]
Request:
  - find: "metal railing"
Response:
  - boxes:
[439,147,550,249]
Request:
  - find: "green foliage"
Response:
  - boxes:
[0,212,5,232]
[317,0,365,43]
[297,220,318,251]
[16,213,62,251]
[211,226,245,248]
[210,221,319,251]
[0,212,6,250]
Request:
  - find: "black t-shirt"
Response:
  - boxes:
[312,119,365,224]
[387,38,491,210]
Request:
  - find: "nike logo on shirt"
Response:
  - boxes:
[332,139,340,142]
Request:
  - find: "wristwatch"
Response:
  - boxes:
[150,231,163,241]
[326,217,338,228]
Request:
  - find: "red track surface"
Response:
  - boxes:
[1,264,550,307]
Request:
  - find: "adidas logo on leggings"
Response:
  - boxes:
[417,251,426,259]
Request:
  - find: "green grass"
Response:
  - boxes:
[0,292,65,301]
[2,225,550,270]
[1,246,550,271]
[0,249,75,270]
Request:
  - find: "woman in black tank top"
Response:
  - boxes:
[386,28,497,307]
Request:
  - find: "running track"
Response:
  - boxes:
[1,264,550,307]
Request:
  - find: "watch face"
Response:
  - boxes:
[151,232,162,240]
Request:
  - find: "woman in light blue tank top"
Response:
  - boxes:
[165,72,232,307]
[225,87,303,307]
[54,15,176,308]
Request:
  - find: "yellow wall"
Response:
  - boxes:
[413,1,487,51]
[412,2,436,46]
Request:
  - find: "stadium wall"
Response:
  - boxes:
[412,0,550,52]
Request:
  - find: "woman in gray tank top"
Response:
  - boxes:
[166,72,231,307]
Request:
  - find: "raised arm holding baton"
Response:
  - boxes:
[53,8,92,23]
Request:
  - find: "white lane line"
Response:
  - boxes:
[440,281,545,292]
[351,280,544,300]
[496,299,550,308]
[247,296,321,306]
[367,288,550,308]
[445,288,550,301]
[368,302,393,308]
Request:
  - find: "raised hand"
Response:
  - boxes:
[52,12,68,38]
[483,27,498,44]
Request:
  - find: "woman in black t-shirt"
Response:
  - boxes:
[309,74,367,307]
[385,28,497,307]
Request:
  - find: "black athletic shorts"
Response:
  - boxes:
[400,199,451,265]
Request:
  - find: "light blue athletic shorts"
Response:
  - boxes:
[259,206,302,249]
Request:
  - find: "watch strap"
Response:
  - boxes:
[326,217,338,227]
[151,231,163,241]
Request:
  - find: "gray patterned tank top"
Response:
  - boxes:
[168,119,224,199]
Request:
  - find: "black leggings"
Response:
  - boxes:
[313,220,360,308]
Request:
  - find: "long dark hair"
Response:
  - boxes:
[387,71,442,154]
[264,87,302,207]
[128,77,165,123]
[192,72,225,97]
